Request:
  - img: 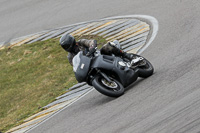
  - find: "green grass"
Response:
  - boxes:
[0,35,107,132]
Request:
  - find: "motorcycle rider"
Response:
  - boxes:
[59,34,134,65]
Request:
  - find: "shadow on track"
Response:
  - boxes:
[125,78,144,92]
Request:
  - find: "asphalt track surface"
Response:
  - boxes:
[1,0,200,133]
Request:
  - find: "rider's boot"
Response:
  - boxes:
[122,52,134,60]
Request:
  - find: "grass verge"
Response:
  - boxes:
[0,35,107,132]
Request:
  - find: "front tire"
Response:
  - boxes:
[92,75,124,97]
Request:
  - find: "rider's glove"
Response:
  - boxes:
[86,47,97,56]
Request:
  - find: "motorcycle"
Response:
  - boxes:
[72,45,154,97]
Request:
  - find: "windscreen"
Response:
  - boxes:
[72,52,81,72]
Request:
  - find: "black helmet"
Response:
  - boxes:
[59,34,76,52]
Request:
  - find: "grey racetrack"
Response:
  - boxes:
[2,0,200,133]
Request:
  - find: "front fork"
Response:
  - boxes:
[88,68,113,85]
[95,69,113,83]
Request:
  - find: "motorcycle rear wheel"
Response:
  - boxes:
[92,75,124,97]
[135,55,154,78]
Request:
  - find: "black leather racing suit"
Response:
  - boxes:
[67,39,132,66]
[67,39,97,65]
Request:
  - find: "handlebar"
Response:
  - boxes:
[86,47,98,57]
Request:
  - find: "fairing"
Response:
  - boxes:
[91,55,138,87]
[72,51,91,82]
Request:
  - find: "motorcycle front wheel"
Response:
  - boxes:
[92,75,124,97]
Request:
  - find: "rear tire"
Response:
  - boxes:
[92,75,124,97]
[136,55,154,78]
